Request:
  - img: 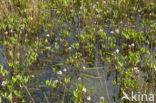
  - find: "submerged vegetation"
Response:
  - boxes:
[0,0,156,103]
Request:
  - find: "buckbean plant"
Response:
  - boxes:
[0,0,156,103]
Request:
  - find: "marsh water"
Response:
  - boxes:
[0,8,155,103]
[0,26,121,103]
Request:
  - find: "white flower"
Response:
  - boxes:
[138,9,141,12]
[31,75,35,78]
[131,43,135,47]
[128,45,131,48]
[83,66,86,70]
[46,34,50,37]
[120,21,123,24]
[100,29,103,32]
[78,77,81,81]
[100,96,104,101]
[30,17,33,20]
[115,29,119,34]
[68,47,72,50]
[134,67,138,71]
[80,6,83,10]
[154,65,156,72]
[110,31,114,34]
[4,31,8,34]
[63,68,67,72]
[134,67,139,74]
[82,88,86,92]
[55,80,59,83]
[149,13,152,16]
[10,29,13,33]
[116,49,119,54]
[57,71,62,75]
[57,10,60,14]
[46,46,51,50]
[87,96,91,101]
[103,1,106,4]
[1,81,6,86]
[117,83,120,86]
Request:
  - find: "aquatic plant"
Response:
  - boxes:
[0,0,155,103]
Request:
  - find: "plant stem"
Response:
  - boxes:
[43,92,50,103]
[22,83,35,103]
